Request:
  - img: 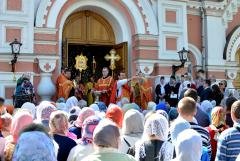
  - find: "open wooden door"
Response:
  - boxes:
[114,42,128,76]
[62,39,68,68]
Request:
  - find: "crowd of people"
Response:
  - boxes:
[0,67,240,161]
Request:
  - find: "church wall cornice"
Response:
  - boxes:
[187,0,240,29]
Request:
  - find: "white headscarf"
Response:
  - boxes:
[143,113,169,141]
[21,102,36,118]
[66,96,78,111]
[147,102,156,111]
[175,129,202,161]
[170,119,191,145]
[89,103,100,112]
[56,103,68,113]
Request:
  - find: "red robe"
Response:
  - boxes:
[110,81,131,104]
[56,74,73,100]
[139,78,152,110]
[95,76,114,106]
[131,77,152,110]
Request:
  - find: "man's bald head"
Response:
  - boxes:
[178,97,197,116]
[231,100,240,122]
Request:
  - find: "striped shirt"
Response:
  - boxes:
[189,122,212,158]
[215,124,240,161]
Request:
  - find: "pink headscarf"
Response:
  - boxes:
[11,111,33,143]
[106,105,123,128]
[74,107,95,128]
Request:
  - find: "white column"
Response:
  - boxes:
[37,56,58,101]
[205,16,226,65]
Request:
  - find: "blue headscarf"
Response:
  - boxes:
[13,131,57,161]
[156,102,168,113]
[96,102,107,112]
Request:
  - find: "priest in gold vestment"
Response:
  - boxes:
[131,72,152,110]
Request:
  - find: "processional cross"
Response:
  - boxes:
[104,49,121,75]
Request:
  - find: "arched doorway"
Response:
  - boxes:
[62,10,127,81]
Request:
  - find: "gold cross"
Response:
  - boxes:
[104,49,121,70]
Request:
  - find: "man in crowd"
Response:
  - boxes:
[56,68,73,100]
[184,88,210,127]
[94,67,114,106]
[177,97,212,158]
[216,100,240,161]
[200,79,212,102]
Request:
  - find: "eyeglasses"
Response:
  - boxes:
[219,83,223,86]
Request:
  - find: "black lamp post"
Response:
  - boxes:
[9,38,22,72]
[172,47,189,75]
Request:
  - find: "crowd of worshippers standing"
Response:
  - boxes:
[0,68,240,161]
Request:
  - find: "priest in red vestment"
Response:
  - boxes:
[94,67,114,105]
[56,68,73,100]
[110,71,131,107]
[131,72,152,110]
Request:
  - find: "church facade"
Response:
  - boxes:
[0,0,240,103]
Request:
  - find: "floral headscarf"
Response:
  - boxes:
[81,115,101,145]
[211,106,225,127]
[12,131,57,161]
[36,101,56,122]
[74,107,95,128]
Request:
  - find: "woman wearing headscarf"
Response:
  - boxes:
[67,115,101,161]
[200,100,214,121]
[170,119,191,146]
[0,116,5,160]
[82,119,135,161]
[0,113,12,137]
[36,101,56,130]
[12,124,57,161]
[21,102,36,118]
[49,111,77,161]
[4,110,33,161]
[122,103,140,114]
[206,106,227,161]
[105,104,123,128]
[69,107,95,139]
[135,113,174,161]
[66,96,79,111]
[173,129,202,161]
[119,109,144,153]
